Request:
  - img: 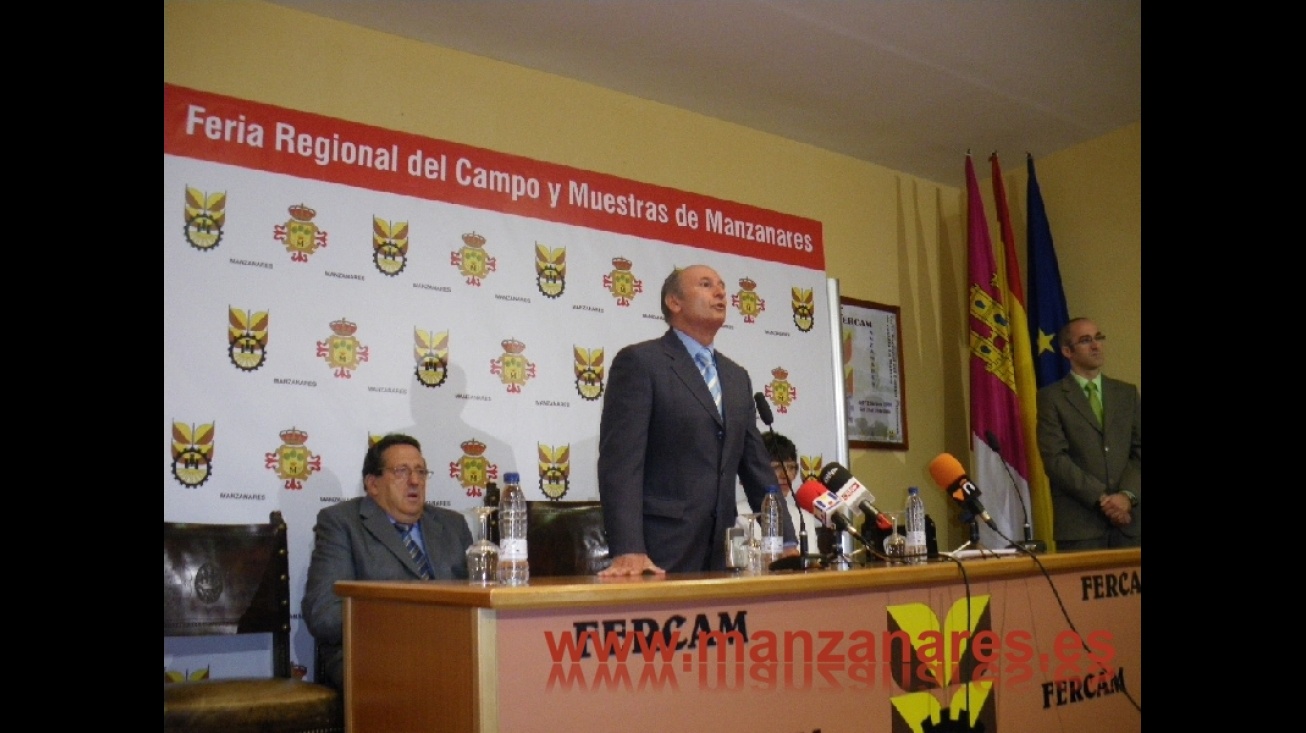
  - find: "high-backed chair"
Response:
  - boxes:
[164,511,343,733]
[526,501,611,576]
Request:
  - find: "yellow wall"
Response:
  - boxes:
[164,1,1140,550]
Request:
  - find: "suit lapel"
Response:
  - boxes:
[663,331,724,426]
[1064,375,1102,434]
[361,496,423,576]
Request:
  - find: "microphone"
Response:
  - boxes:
[755,392,810,560]
[927,453,999,530]
[794,480,866,545]
[984,431,1044,553]
[817,462,892,531]
[753,392,774,426]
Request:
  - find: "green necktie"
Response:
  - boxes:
[1085,381,1103,426]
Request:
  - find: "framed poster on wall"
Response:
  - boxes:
[839,297,908,450]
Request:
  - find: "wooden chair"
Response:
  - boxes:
[526,501,611,576]
[164,511,343,733]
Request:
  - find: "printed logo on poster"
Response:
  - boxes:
[602,257,642,307]
[764,367,797,414]
[273,203,328,262]
[372,216,409,277]
[452,231,495,286]
[538,443,571,499]
[414,328,449,388]
[171,420,215,488]
[317,317,368,379]
[450,438,498,499]
[265,427,321,490]
[228,307,269,372]
[799,454,823,483]
[573,346,605,401]
[491,338,536,393]
[731,276,765,324]
[535,243,566,299]
[791,286,815,333]
[183,186,226,251]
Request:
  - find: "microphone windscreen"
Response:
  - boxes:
[753,392,774,426]
[793,480,828,513]
[817,461,852,490]
[928,453,966,489]
[984,430,1001,453]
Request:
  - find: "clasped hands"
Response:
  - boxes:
[1099,493,1132,527]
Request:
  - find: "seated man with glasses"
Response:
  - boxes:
[303,433,473,690]
[1036,318,1142,551]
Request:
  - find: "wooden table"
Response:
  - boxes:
[338,548,1141,732]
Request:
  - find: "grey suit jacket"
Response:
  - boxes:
[302,494,472,689]
[598,329,793,572]
[1036,373,1142,543]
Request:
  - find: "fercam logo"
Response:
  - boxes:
[886,597,996,733]
[183,186,225,251]
[372,216,409,277]
[171,420,215,488]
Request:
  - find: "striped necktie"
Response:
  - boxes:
[394,522,433,580]
[695,351,722,416]
[1085,381,1104,426]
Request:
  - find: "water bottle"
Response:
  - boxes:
[497,472,529,585]
[904,486,928,565]
[759,485,785,571]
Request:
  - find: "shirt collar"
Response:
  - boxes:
[672,328,713,360]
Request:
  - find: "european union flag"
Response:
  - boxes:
[1026,155,1070,387]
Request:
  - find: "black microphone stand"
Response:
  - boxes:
[755,392,822,571]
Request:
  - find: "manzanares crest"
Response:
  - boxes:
[183,186,225,251]
[372,216,409,277]
[450,438,498,499]
[452,231,496,286]
[535,243,566,298]
[491,338,536,393]
[573,346,604,400]
[264,427,321,491]
[763,367,797,414]
[273,203,328,262]
[171,420,215,488]
[538,443,571,499]
[602,257,642,306]
[731,276,765,323]
[317,317,369,379]
[414,328,449,388]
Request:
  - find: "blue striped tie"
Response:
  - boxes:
[695,351,722,416]
[394,522,433,579]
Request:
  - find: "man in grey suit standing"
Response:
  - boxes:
[303,433,473,689]
[598,264,795,576]
[1036,318,1141,551]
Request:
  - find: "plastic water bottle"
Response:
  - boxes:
[759,485,785,571]
[904,486,928,565]
[496,472,529,585]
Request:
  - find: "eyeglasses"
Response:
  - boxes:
[384,466,432,480]
[1071,333,1106,348]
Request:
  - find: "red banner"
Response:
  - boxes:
[164,83,824,269]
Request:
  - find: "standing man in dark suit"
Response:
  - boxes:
[1036,318,1141,551]
[598,264,795,576]
[303,433,473,689]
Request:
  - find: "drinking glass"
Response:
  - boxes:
[466,507,499,585]
[738,513,763,574]
[725,526,748,572]
[881,512,906,564]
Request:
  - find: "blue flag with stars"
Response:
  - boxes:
[1026,155,1070,387]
